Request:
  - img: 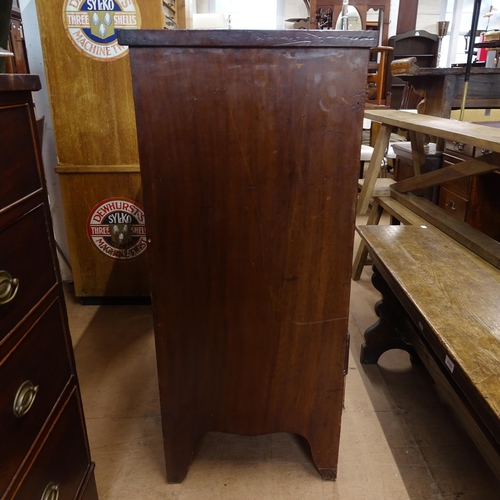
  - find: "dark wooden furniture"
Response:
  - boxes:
[119,28,377,483]
[0,75,98,499]
[394,66,500,118]
[439,133,500,241]
[387,30,439,109]
[357,224,500,480]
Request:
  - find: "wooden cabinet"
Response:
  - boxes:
[119,29,377,483]
[439,139,500,241]
[387,30,439,109]
[0,75,98,500]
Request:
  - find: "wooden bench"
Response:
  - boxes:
[353,109,500,280]
[357,223,500,480]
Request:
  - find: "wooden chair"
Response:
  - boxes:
[366,46,393,106]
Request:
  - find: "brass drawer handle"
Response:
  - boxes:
[41,482,59,500]
[13,380,39,418]
[446,200,458,211]
[453,141,465,152]
[0,270,20,305]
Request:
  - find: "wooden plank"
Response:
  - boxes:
[357,123,394,214]
[117,29,379,48]
[352,196,427,281]
[376,196,427,225]
[357,196,500,282]
[391,191,500,269]
[396,0,418,33]
[392,153,500,193]
[451,98,500,110]
[364,109,500,153]
[352,199,384,281]
[56,164,141,173]
[408,130,426,177]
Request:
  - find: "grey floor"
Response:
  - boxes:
[66,222,500,499]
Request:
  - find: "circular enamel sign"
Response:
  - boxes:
[87,198,147,260]
[64,0,141,61]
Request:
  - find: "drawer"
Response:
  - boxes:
[445,140,475,157]
[438,187,468,222]
[441,155,471,198]
[0,299,73,495]
[0,205,56,341]
[11,390,91,500]
[0,105,42,212]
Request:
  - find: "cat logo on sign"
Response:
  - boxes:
[64,0,141,61]
[87,198,147,261]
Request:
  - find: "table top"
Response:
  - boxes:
[396,66,500,76]
[364,109,500,153]
[357,224,500,422]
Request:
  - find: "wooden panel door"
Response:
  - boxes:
[120,29,376,483]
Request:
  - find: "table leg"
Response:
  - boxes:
[360,266,420,365]
[352,199,384,280]
[357,124,394,215]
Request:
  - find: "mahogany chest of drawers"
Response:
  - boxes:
[0,75,98,500]
[119,29,377,483]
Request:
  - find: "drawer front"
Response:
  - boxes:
[0,205,56,341]
[0,105,42,212]
[445,140,474,157]
[442,154,471,198]
[0,299,72,495]
[439,187,468,221]
[12,390,91,500]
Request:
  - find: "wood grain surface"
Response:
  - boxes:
[34,0,165,297]
[357,224,500,428]
[392,153,500,193]
[127,30,374,482]
[364,109,500,153]
[391,192,500,270]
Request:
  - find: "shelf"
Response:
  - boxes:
[475,41,500,49]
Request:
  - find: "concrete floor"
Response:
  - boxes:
[66,225,500,499]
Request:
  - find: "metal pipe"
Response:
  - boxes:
[460,0,483,120]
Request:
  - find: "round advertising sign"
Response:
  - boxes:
[64,0,141,61]
[87,198,147,260]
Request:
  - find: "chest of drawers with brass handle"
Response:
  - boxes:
[0,75,98,500]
